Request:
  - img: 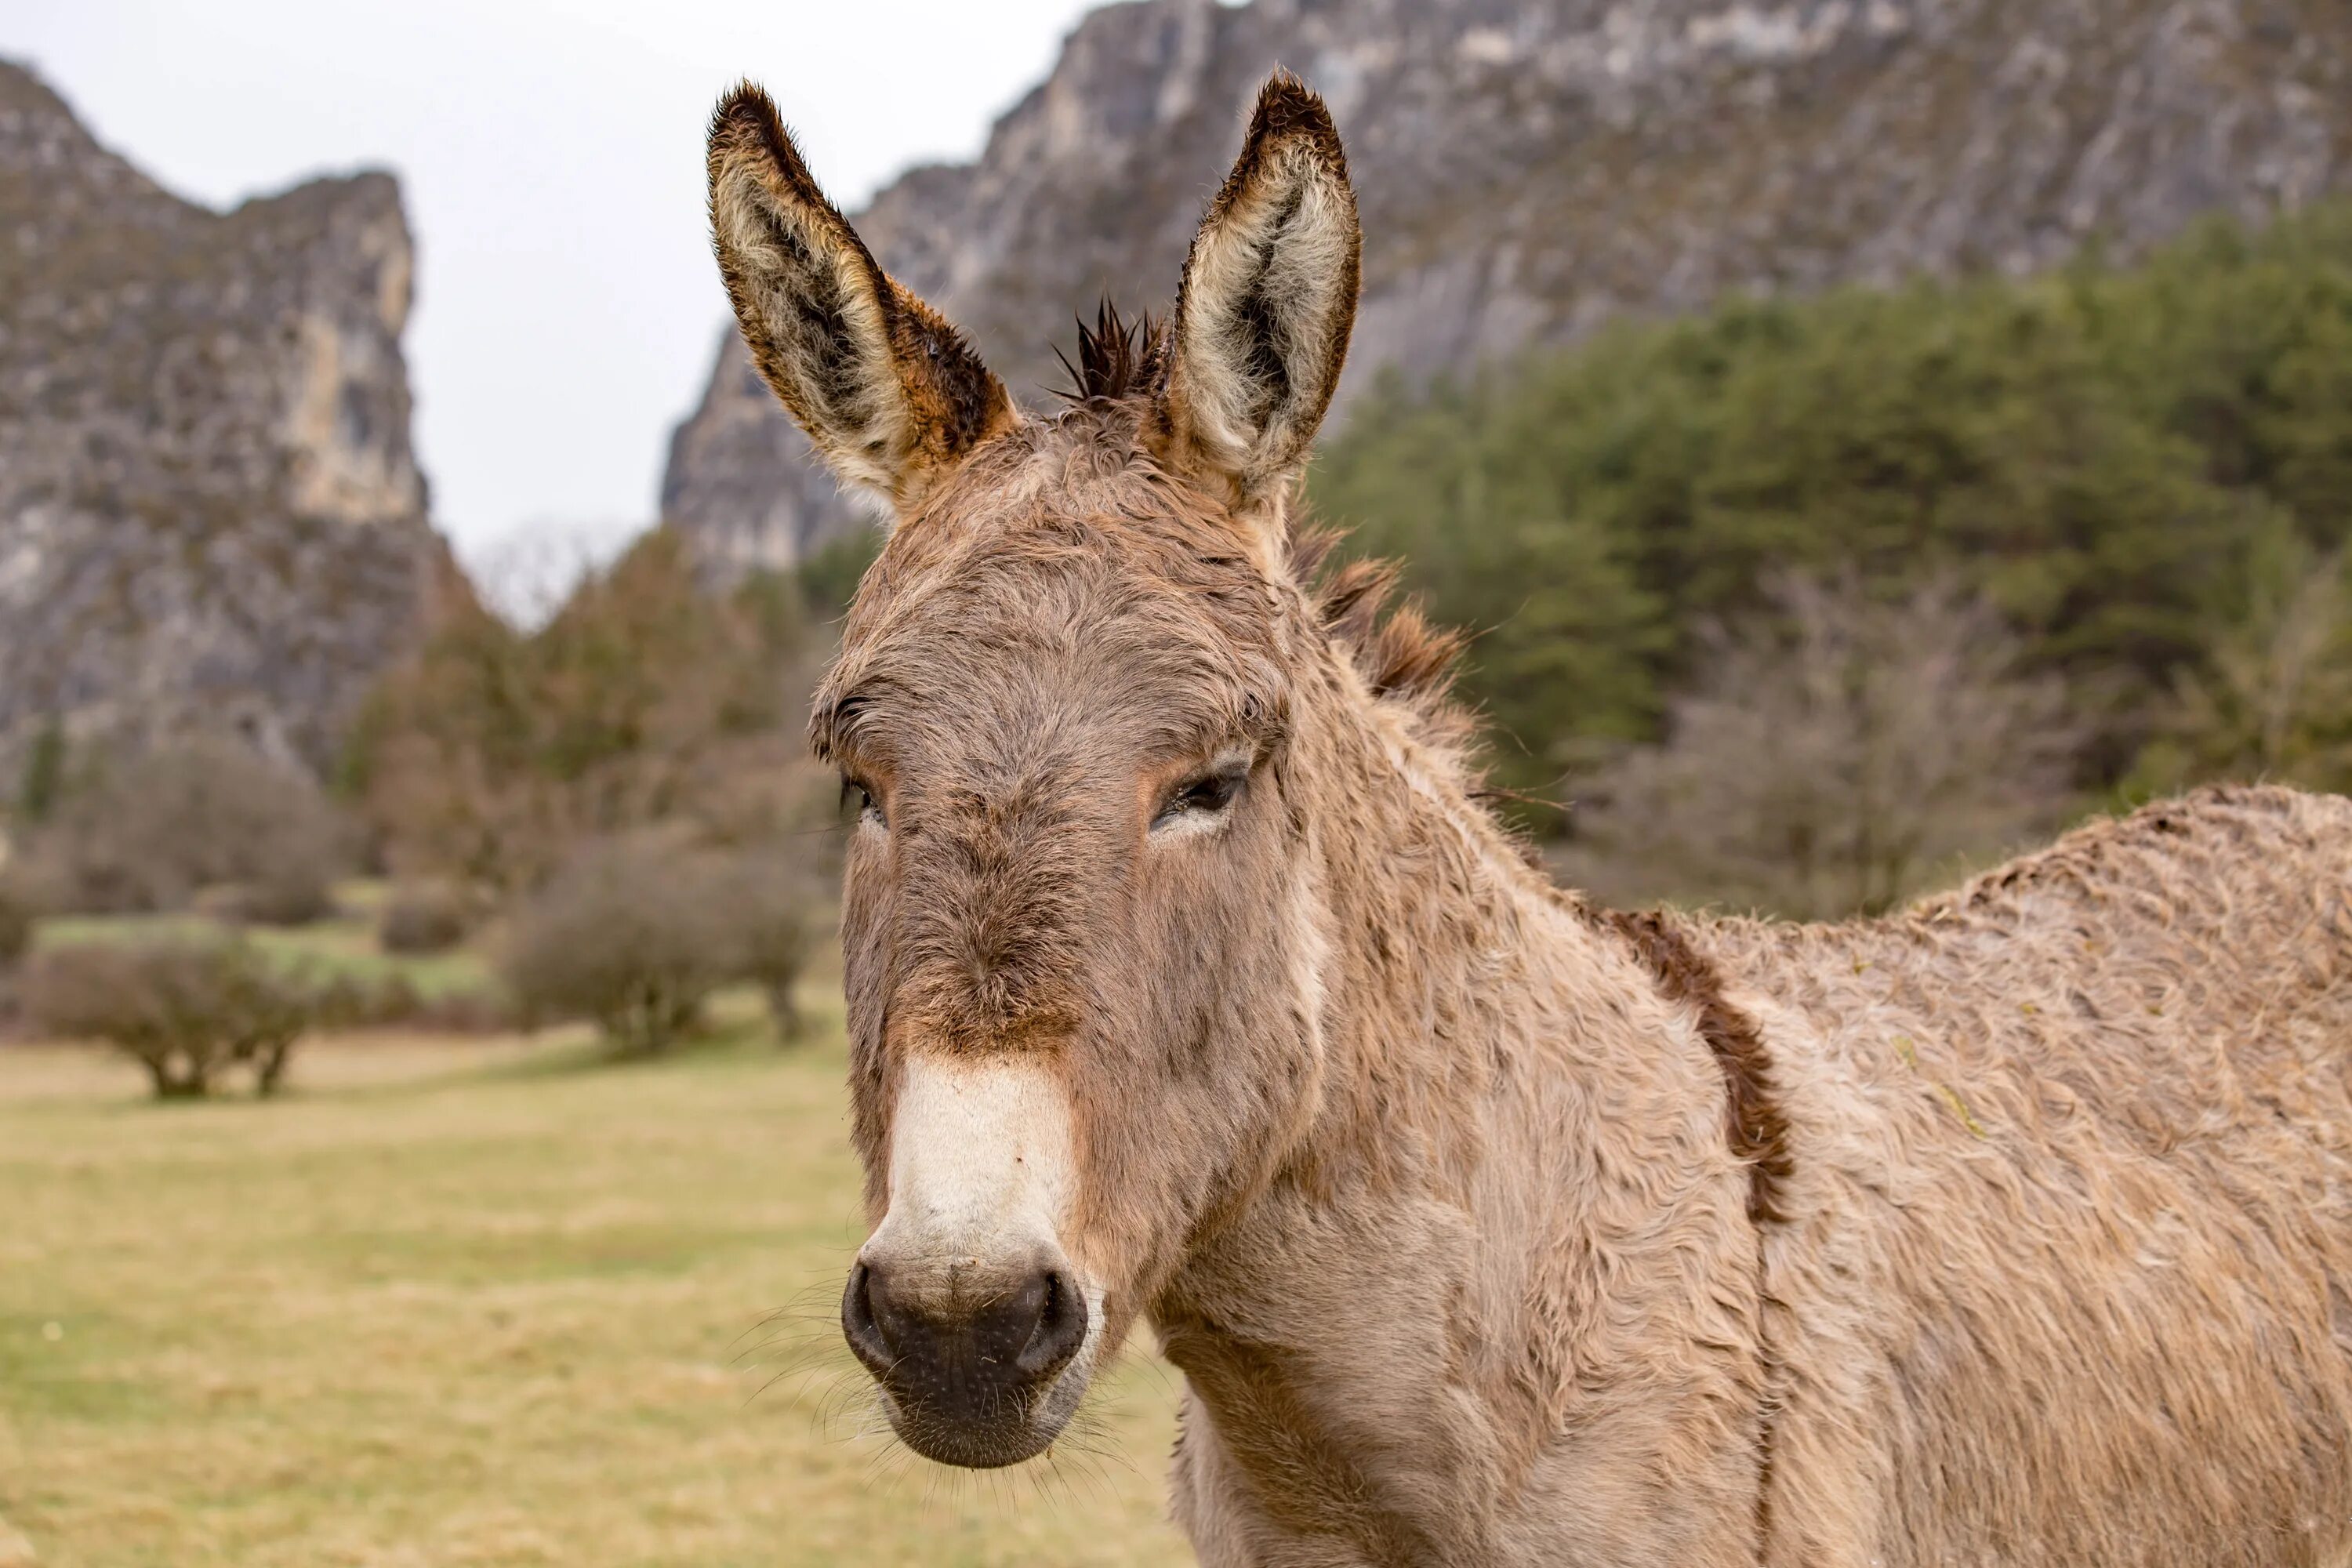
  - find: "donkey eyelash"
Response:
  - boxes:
[1152,763,1249,833]
[841,775,885,829]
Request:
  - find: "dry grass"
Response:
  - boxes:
[0,1004,1188,1567]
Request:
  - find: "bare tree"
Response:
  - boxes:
[2144,528,2352,794]
[1570,574,2080,919]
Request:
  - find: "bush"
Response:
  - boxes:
[197,873,340,928]
[1570,575,2079,918]
[307,970,513,1035]
[724,849,823,1043]
[502,834,741,1055]
[503,833,830,1055]
[24,938,314,1098]
[22,734,347,920]
[378,881,478,956]
[0,877,31,971]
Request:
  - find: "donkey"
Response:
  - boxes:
[706,72,2352,1566]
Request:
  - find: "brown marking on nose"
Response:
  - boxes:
[887,764,1109,1057]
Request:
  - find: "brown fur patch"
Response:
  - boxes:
[1595,904,1789,1559]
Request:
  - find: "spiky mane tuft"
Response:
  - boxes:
[1052,299,1166,406]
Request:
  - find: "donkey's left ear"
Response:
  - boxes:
[1156,71,1361,512]
[708,83,1014,514]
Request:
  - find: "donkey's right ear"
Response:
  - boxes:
[707,84,1014,514]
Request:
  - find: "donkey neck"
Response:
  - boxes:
[1278,644,1686,1200]
[1151,641,1766,1542]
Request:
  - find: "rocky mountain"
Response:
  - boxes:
[662,0,2352,573]
[0,60,451,775]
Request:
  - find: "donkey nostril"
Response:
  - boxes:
[841,1260,895,1374]
[847,1257,1087,1392]
[1014,1267,1089,1380]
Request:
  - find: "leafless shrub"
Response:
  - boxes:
[724,848,826,1044]
[21,735,347,921]
[23,938,314,1098]
[377,881,480,956]
[1571,574,2081,919]
[304,970,513,1035]
[0,877,31,971]
[197,873,339,928]
[502,833,739,1055]
[501,831,829,1054]
[310,970,423,1031]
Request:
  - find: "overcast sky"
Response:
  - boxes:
[6,0,1108,595]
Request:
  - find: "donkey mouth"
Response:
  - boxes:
[876,1386,1085,1468]
[866,1348,1098,1468]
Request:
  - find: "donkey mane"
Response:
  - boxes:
[1287,528,1476,763]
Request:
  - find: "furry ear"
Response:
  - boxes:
[707,83,1014,512]
[1156,72,1361,511]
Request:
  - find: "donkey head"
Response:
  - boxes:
[709,72,1360,1468]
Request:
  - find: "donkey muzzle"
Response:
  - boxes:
[842,1252,1091,1467]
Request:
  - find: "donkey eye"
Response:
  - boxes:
[1153,765,1247,831]
[841,775,884,829]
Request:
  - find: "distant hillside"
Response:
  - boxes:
[0,60,452,775]
[661,0,2352,574]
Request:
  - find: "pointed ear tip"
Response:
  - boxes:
[1249,70,1345,158]
[712,80,771,124]
[710,81,786,151]
[1257,70,1330,115]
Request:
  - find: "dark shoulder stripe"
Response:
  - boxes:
[1598,908,1790,1225]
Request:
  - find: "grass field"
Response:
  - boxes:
[33,887,497,1002]
[0,999,1189,1567]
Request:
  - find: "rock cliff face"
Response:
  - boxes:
[0,60,449,773]
[662,0,2352,572]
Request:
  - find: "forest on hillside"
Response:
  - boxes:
[1311,202,2352,913]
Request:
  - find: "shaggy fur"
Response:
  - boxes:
[711,70,2352,1567]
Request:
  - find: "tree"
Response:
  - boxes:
[347,528,834,892]
[24,938,314,1098]
[2133,523,2352,795]
[19,733,346,920]
[1308,201,2352,815]
[1571,575,2080,918]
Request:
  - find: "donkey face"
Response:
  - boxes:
[709,74,1359,1468]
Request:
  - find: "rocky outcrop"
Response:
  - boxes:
[662,0,2352,573]
[0,60,451,774]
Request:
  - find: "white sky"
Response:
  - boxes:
[5,0,1109,593]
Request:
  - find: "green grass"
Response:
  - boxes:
[0,1004,1189,1567]
[33,886,496,1000]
